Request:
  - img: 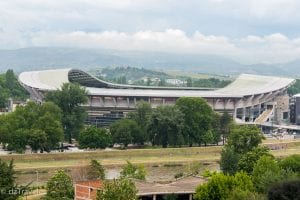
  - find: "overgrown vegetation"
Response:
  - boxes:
[120,161,146,180]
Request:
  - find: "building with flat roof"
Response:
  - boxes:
[19,69,295,126]
[74,176,206,200]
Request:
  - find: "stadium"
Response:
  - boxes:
[19,69,295,126]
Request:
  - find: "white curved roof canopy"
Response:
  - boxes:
[19,68,70,90]
[19,68,295,98]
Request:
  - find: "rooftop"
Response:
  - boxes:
[136,176,207,196]
[19,68,295,98]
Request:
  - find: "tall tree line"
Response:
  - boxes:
[0,101,63,153]
[109,97,233,148]
[0,82,88,153]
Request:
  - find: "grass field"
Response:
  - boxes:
[0,138,299,187]
[1,139,299,170]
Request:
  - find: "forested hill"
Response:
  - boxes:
[90,66,232,88]
[96,67,169,80]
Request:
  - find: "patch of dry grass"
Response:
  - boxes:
[0,139,299,171]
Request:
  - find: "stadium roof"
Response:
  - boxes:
[19,68,295,98]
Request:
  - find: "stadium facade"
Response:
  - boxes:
[19,69,295,126]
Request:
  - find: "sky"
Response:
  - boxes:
[1,0,300,64]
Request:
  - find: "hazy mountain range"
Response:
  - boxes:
[0,47,299,77]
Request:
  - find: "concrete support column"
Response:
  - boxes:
[100,97,104,107]
[153,194,157,200]
[127,97,130,108]
[134,97,137,107]
[189,194,193,200]
[242,107,246,121]
[162,98,165,105]
[233,108,237,119]
[232,100,237,119]
[113,97,117,107]
[89,96,92,106]
[213,98,220,110]
[250,106,254,122]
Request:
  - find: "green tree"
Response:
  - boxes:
[5,69,16,92]
[238,146,273,175]
[39,101,63,121]
[128,101,152,144]
[110,119,141,148]
[0,101,64,153]
[33,112,64,151]
[252,156,282,193]
[96,178,137,200]
[220,125,265,175]
[176,97,213,146]
[0,115,10,145]
[45,170,74,200]
[194,172,253,200]
[220,147,240,175]
[233,171,254,191]
[0,85,9,108]
[220,111,232,145]
[288,79,300,95]
[27,129,47,153]
[211,113,222,144]
[87,160,105,180]
[120,161,146,180]
[7,129,28,153]
[0,70,28,108]
[79,126,111,149]
[202,130,214,146]
[4,69,28,100]
[186,77,193,87]
[226,125,264,154]
[0,159,27,200]
[148,105,184,147]
[279,154,300,174]
[46,83,88,143]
